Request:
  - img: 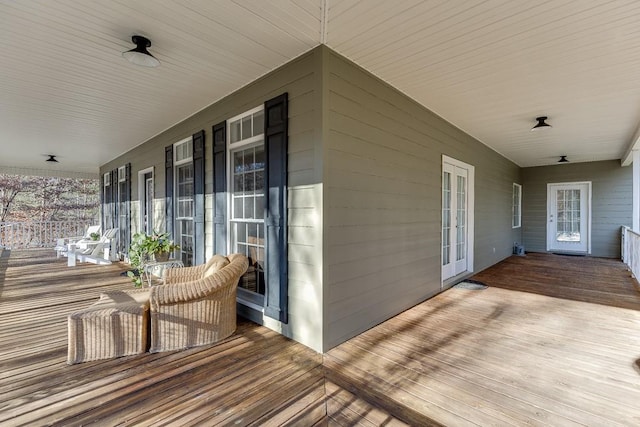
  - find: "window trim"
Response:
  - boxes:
[225,106,265,254]
[173,137,194,265]
[226,106,266,306]
[228,105,264,147]
[137,167,154,235]
[513,183,522,229]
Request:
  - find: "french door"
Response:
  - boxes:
[547,182,591,253]
[442,156,475,282]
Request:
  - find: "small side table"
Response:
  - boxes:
[141,259,184,287]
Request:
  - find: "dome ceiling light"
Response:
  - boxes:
[122,35,160,68]
[531,116,551,131]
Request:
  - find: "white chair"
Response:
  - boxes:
[54,225,101,258]
[68,228,119,266]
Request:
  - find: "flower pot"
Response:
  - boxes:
[154,251,170,262]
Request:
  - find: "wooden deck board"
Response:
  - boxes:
[3,249,640,426]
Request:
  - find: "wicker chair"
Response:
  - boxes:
[148,253,248,353]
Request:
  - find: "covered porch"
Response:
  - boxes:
[2,249,639,425]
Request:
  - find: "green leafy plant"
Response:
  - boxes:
[89,232,100,241]
[126,231,180,287]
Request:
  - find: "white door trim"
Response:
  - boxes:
[546,181,592,254]
[442,155,475,285]
[137,167,154,235]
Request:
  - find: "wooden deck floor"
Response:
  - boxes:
[0,249,325,426]
[3,250,640,426]
[325,253,640,426]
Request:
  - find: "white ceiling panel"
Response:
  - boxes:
[2,0,640,174]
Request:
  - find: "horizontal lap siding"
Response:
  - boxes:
[522,160,632,258]
[324,48,520,350]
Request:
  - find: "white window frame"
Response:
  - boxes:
[512,183,522,229]
[226,105,265,254]
[103,172,110,187]
[174,137,194,264]
[118,166,126,183]
[226,106,266,304]
[137,167,154,234]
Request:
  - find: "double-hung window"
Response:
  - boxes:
[227,107,266,297]
[174,138,194,265]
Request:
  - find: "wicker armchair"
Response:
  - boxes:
[148,253,248,353]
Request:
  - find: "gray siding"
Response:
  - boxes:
[101,49,325,352]
[522,160,631,258]
[323,48,521,349]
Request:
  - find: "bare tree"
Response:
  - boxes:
[0,174,27,222]
[0,174,99,223]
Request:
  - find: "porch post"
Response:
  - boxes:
[634,150,640,232]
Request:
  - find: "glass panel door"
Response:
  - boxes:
[442,157,473,282]
[442,170,451,268]
[547,182,590,253]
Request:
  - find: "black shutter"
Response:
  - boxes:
[123,163,131,252]
[264,93,289,323]
[212,121,227,255]
[193,130,205,265]
[110,169,118,230]
[165,145,174,238]
[100,175,105,231]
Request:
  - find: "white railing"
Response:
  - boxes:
[621,226,640,280]
[0,221,94,250]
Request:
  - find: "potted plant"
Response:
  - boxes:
[127,231,180,287]
[89,232,100,241]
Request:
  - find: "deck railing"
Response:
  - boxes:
[0,221,93,250]
[621,225,640,280]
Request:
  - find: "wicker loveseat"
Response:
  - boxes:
[67,253,248,363]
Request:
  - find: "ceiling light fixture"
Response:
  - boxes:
[558,155,569,163]
[46,155,59,163]
[122,35,160,68]
[531,116,551,131]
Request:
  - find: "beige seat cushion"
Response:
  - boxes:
[203,255,230,278]
[100,289,151,305]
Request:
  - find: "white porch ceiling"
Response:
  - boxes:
[2,0,640,175]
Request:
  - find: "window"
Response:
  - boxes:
[228,107,266,297]
[513,183,522,228]
[174,138,194,265]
